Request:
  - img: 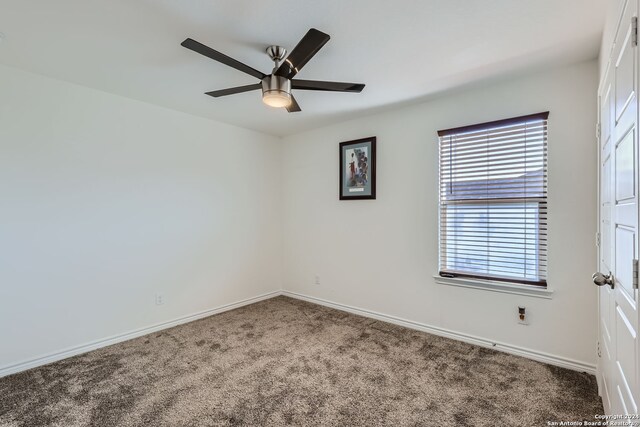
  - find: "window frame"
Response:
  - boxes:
[437,112,549,287]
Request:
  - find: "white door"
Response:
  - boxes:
[597,0,640,417]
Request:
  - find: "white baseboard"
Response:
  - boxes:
[281,290,596,375]
[0,291,281,378]
[1,289,596,378]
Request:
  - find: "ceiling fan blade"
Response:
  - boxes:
[181,38,266,80]
[205,83,262,98]
[292,79,365,93]
[286,95,302,113]
[275,29,330,79]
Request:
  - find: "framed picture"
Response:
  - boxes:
[339,136,376,200]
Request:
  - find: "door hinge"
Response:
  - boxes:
[596,123,601,140]
[597,341,601,358]
[596,232,601,247]
[633,16,638,47]
[633,259,639,289]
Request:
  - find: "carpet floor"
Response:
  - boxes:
[0,296,602,426]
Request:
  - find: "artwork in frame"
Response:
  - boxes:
[339,136,376,200]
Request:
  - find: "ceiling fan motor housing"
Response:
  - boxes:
[261,74,292,107]
[262,75,291,96]
[264,45,291,97]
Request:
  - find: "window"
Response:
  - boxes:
[438,112,548,286]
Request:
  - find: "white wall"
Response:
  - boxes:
[0,65,282,370]
[282,60,599,367]
[0,58,599,373]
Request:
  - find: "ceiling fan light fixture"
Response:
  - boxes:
[261,75,292,108]
[262,90,291,108]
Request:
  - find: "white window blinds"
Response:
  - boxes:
[438,112,548,286]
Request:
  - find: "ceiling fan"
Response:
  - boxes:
[181,28,365,112]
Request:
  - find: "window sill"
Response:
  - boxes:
[434,275,554,299]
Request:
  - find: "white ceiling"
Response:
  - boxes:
[0,0,607,137]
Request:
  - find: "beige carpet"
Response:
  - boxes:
[0,296,602,426]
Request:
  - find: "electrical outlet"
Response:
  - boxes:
[155,293,165,306]
[314,275,321,285]
[518,306,529,325]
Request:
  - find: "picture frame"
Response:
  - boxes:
[339,136,376,200]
